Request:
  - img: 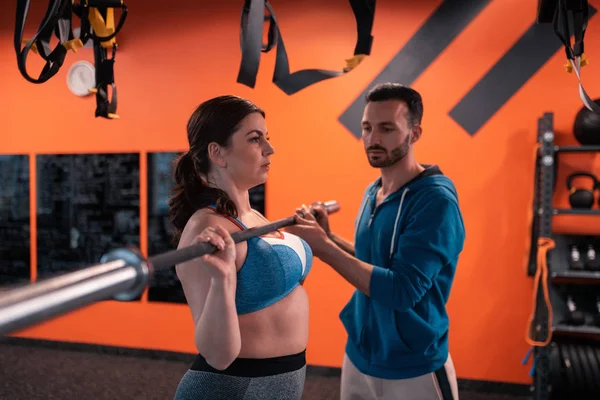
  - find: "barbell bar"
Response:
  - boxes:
[0,201,340,336]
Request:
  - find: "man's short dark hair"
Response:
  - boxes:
[365,83,423,127]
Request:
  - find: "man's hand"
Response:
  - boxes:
[310,201,331,237]
[287,205,372,295]
[285,204,332,258]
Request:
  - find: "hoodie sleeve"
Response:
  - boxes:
[368,192,465,312]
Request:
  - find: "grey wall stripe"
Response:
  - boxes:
[338,0,492,139]
[448,5,597,136]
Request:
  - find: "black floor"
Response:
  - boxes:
[0,338,530,400]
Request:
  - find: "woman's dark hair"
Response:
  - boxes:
[168,95,265,244]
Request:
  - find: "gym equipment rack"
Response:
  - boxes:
[528,112,600,400]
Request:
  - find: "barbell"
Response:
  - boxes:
[0,201,340,337]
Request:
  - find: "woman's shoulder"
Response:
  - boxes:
[179,208,244,246]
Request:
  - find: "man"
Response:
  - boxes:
[288,82,465,400]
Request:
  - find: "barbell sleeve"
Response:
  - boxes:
[0,201,340,337]
[0,247,148,337]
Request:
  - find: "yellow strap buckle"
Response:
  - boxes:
[343,54,367,73]
[565,53,589,73]
[64,38,84,53]
[88,7,117,49]
[22,39,38,54]
[23,38,83,55]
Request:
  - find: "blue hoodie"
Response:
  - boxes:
[339,165,465,380]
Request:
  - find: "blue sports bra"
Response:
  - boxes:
[203,206,313,315]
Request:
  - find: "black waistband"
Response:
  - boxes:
[190,350,306,377]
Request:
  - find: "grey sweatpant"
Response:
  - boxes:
[341,353,459,400]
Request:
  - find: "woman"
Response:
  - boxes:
[169,95,313,400]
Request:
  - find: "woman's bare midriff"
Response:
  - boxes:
[236,285,309,359]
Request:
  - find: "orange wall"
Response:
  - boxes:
[2,0,600,385]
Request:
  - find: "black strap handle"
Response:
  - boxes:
[537,0,558,23]
[93,42,118,119]
[236,0,376,95]
[350,0,375,56]
[14,0,70,84]
[553,0,590,60]
[567,171,598,190]
[239,0,277,54]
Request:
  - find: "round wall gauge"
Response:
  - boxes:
[67,61,96,97]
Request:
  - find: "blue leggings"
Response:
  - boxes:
[174,350,306,400]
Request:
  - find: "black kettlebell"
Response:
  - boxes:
[567,172,598,209]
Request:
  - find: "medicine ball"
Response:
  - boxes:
[573,98,600,145]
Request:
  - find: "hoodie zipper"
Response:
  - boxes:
[360,187,409,356]
[367,196,375,228]
[367,186,407,226]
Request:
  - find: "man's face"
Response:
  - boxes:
[361,100,418,168]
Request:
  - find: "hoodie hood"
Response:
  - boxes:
[357,164,460,260]
[367,164,457,201]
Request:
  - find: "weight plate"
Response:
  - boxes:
[566,343,586,395]
[560,344,577,392]
[575,344,594,394]
[549,342,563,396]
[593,346,600,395]
[584,345,600,395]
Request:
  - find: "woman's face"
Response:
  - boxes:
[221,112,275,190]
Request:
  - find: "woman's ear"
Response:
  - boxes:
[207,142,227,168]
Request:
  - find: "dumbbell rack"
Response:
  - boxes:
[528,112,600,400]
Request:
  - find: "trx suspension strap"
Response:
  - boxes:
[14,0,128,118]
[15,0,82,84]
[237,0,376,95]
[74,1,128,119]
[538,0,600,114]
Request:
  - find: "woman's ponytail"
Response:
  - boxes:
[168,152,201,244]
[168,151,238,245]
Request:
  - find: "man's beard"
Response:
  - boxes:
[366,135,410,168]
